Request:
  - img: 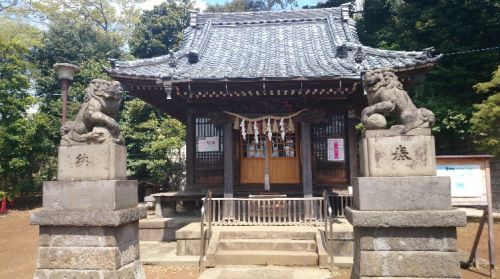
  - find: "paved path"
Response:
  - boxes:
[199,266,332,279]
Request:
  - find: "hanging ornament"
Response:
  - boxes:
[272,119,279,133]
[287,117,295,133]
[240,119,246,140]
[247,121,254,135]
[254,121,259,144]
[279,118,285,140]
[233,117,239,130]
[267,118,272,142]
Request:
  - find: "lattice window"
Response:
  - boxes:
[195,117,224,169]
[312,114,346,164]
[242,134,266,158]
[241,133,296,158]
[271,133,296,158]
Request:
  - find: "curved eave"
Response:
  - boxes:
[105,61,438,85]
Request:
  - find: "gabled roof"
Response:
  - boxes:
[107,5,439,82]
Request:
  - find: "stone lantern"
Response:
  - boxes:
[53,63,79,123]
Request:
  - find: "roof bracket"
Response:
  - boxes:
[163,80,173,100]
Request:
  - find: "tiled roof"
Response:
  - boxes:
[107,5,439,81]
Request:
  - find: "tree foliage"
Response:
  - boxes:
[121,99,186,190]
[0,38,54,195]
[130,0,192,59]
[471,67,500,156]
[206,0,297,12]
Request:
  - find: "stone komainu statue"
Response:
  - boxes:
[61,79,124,145]
[361,69,435,133]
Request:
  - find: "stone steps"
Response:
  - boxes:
[219,230,316,240]
[214,250,318,266]
[218,238,317,251]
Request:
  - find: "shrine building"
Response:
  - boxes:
[107,6,439,198]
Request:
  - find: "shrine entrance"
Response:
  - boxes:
[240,128,300,184]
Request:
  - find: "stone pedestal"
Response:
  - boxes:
[31,143,146,279]
[348,129,466,279]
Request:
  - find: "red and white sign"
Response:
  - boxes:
[327,138,345,162]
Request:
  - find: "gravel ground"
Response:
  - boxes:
[0,209,498,278]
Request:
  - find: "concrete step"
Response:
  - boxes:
[218,239,317,252]
[214,250,318,266]
[219,231,316,240]
[199,266,332,279]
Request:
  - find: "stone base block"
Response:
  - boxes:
[360,129,436,177]
[39,223,138,247]
[31,207,147,227]
[353,176,452,211]
[346,208,467,228]
[354,227,457,252]
[43,180,138,211]
[57,143,127,181]
[36,243,139,270]
[34,260,145,279]
[358,251,461,278]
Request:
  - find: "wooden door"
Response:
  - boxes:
[240,131,300,184]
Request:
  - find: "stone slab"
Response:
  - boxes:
[358,251,461,277]
[57,143,127,181]
[30,207,147,227]
[36,242,139,270]
[346,208,466,228]
[198,266,331,279]
[39,223,138,247]
[34,260,145,279]
[354,227,457,251]
[363,128,431,137]
[43,180,137,211]
[360,133,436,177]
[140,241,199,266]
[353,176,452,211]
[214,250,318,266]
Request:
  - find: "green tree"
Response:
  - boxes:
[121,99,186,190]
[130,0,192,59]
[303,0,350,9]
[356,0,500,154]
[0,38,54,195]
[470,67,500,156]
[4,0,144,40]
[206,0,297,12]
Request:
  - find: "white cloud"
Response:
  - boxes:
[143,0,165,10]
[143,0,207,11]
[193,0,207,11]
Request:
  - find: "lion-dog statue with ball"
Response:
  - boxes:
[361,69,435,133]
[61,79,124,145]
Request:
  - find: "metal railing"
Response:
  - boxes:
[202,196,329,226]
[199,191,212,272]
[198,190,349,271]
[324,190,335,273]
[329,193,352,218]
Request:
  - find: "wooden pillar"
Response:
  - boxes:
[347,110,359,183]
[301,121,313,198]
[185,110,195,192]
[223,121,234,198]
[223,121,234,219]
